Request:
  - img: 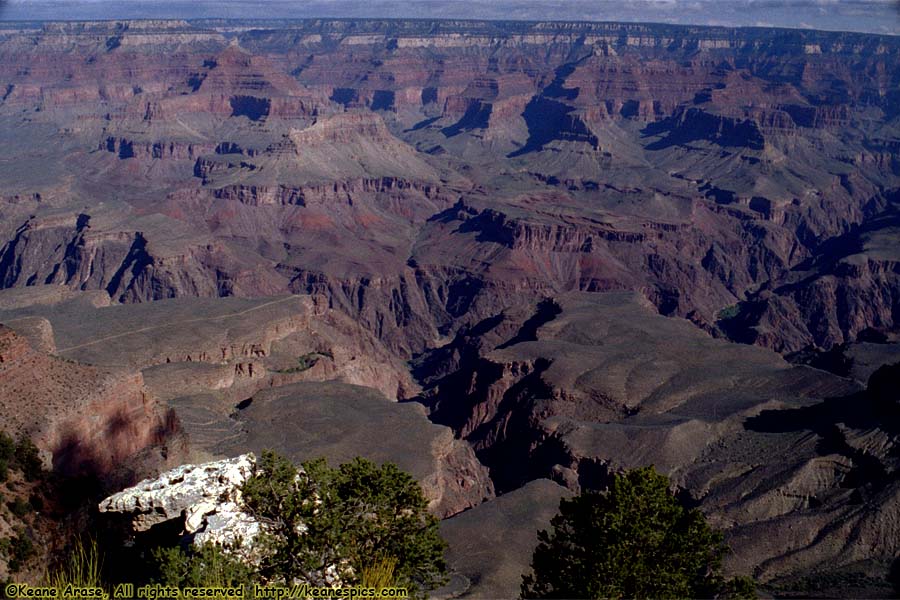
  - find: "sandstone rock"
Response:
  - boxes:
[99,453,258,535]
[0,324,182,480]
[0,18,896,359]
[418,291,891,582]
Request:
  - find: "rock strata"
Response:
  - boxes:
[0,324,181,480]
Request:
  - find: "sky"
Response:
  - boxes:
[0,0,898,35]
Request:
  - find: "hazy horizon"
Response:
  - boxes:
[0,0,898,35]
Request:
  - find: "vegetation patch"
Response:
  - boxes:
[147,452,446,598]
[521,466,756,599]
[0,432,43,483]
[43,538,105,596]
[716,303,742,321]
[272,351,334,374]
[0,530,36,573]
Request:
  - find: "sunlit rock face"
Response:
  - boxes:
[99,454,262,544]
[0,19,897,356]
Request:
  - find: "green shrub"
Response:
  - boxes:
[272,352,330,374]
[242,451,447,598]
[14,437,43,481]
[717,304,742,321]
[0,432,14,483]
[8,497,31,518]
[521,466,756,599]
[0,432,15,462]
[7,531,36,573]
[153,543,255,589]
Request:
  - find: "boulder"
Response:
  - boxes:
[99,454,263,551]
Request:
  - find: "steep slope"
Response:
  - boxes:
[0,19,897,355]
[0,324,180,480]
[413,292,899,584]
[0,288,490,517]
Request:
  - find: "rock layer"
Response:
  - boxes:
[0,19,896,354]
[0,17,899,595]
[0,324,181,480]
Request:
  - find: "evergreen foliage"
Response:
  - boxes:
[0,432,43,483]
[521,466,756,599]
[0,432,14,482]
[242,451,447,597]
[14,437,43,482]
[154,543,255,588]
[1,530,36,573]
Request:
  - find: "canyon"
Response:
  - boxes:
[0,17,898,597]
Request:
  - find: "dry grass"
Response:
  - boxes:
[360,555,398,590]
[43,537,105,597]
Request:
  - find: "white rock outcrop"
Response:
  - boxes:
[99,453,350,587]
[99,453,264,551]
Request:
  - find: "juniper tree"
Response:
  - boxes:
[242,451,447,598]
[521,466,755,599]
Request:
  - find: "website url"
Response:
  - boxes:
[253,584,408,599]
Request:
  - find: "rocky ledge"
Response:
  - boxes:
[100,453,354,587]
[99,454,264,553]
